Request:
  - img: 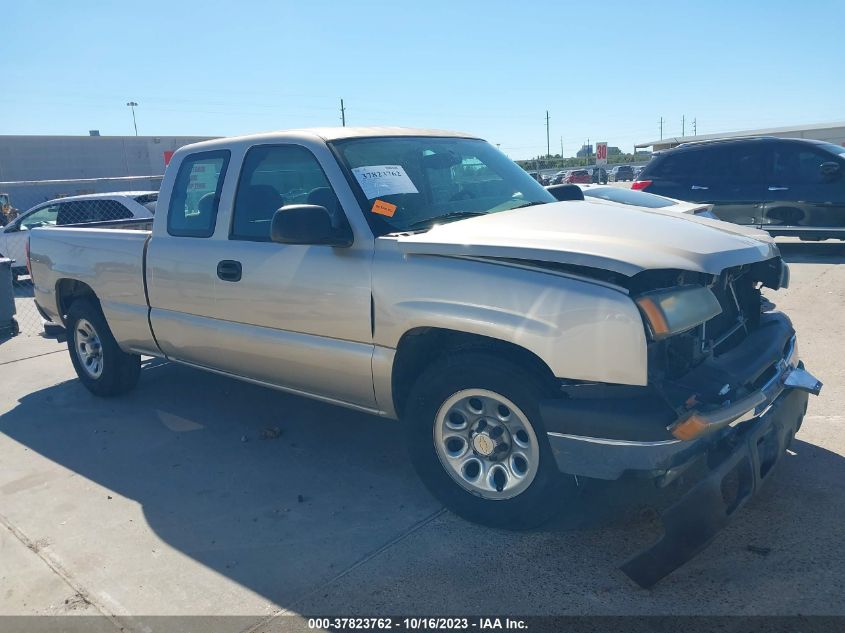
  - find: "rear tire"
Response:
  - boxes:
[66,299,140,397]
[404,352,574,530]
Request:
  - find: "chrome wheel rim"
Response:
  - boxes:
[74,318,104,379]
[433,389,540,500]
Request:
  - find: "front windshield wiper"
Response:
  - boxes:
[506,200,549,210]
[404,211,487,231]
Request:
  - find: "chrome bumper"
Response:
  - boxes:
[547,335,822,480]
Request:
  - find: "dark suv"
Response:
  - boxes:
[634,137,845,239]
[609,165,634,181]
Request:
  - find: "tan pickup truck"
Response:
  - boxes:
[28,127,821,586]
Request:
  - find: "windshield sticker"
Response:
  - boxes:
[371,199,397,217]
[352,165,419,199]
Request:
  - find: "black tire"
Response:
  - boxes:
[404,351,574,530]
[66,299,141,397]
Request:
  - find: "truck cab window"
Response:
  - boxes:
[20,204,60,230]
[167,150,230,237]
[231,144,341,241]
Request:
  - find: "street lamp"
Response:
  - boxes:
[126,101,139,136]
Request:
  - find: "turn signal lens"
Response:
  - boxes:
[635,297,669,337]
[670,414,709,440]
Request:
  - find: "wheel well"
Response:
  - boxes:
[391,328,558,417]
[55,279,99,325]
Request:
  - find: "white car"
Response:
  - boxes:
[576,184,718,218]
[0,191,156,280]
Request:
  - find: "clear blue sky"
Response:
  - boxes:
[2,0,843,159]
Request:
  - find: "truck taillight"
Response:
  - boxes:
[25,237,32,278]
[631,180,652,191]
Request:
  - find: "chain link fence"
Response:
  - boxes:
[2,193,157,339]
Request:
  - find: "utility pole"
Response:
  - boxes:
[693,118,697,135]
[560,136,564,158]
[659,116,663,140]
[126,101,139,136]
[340,98,346,127]
[545,110,550,157]
[682,115,686,137]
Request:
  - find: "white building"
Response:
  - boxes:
[635,121,845,153]
[0,134,215,210]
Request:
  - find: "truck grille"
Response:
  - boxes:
[659,265,762,379]
[703,266,761,356]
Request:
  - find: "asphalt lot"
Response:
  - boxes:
[1,241,844,628]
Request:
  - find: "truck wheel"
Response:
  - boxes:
[66,300,141,397]
[404,352,573,529]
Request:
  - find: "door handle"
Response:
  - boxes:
[216,260,242,282]
[690,185,709,190]
[768,186,789,191]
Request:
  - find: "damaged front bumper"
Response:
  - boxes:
[620,385,809,587]
[539,313,822,587]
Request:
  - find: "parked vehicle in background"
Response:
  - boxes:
[550,170,569,184]
[0,191,156,281]
[591,167,608,184]
[576,184,717,217]
[564,169,591,183]
[29,127,821,587]
[633,165,646,179]
[633,137,845,239]
[609,165,635,181]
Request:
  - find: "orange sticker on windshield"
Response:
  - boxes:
[371,199,397,217]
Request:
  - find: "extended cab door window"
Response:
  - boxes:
[167,150,230,237]
[231,144,343,241]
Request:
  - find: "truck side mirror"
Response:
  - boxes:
[270,205,353,247]
[545,184,585,202]
[820,161,841,180]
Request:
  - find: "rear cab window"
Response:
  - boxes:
[167,150,230,237]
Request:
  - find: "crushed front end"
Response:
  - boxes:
[540,255,822,587]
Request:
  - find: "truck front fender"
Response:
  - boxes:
[373,251,648,401]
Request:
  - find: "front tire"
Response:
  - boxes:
[404,352,573,529]
[66,299,141,397]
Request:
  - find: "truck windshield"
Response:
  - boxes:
[331,136,555,235]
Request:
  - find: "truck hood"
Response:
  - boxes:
[394,199,779,277]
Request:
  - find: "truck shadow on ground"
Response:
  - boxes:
[1,361,844,614]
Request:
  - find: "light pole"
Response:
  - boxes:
[126,101,139,136]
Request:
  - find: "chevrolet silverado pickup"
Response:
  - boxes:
[28,127,822,586]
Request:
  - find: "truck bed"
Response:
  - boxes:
[28,225,159,354]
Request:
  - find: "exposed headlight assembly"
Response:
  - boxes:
[635,285,722,340]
